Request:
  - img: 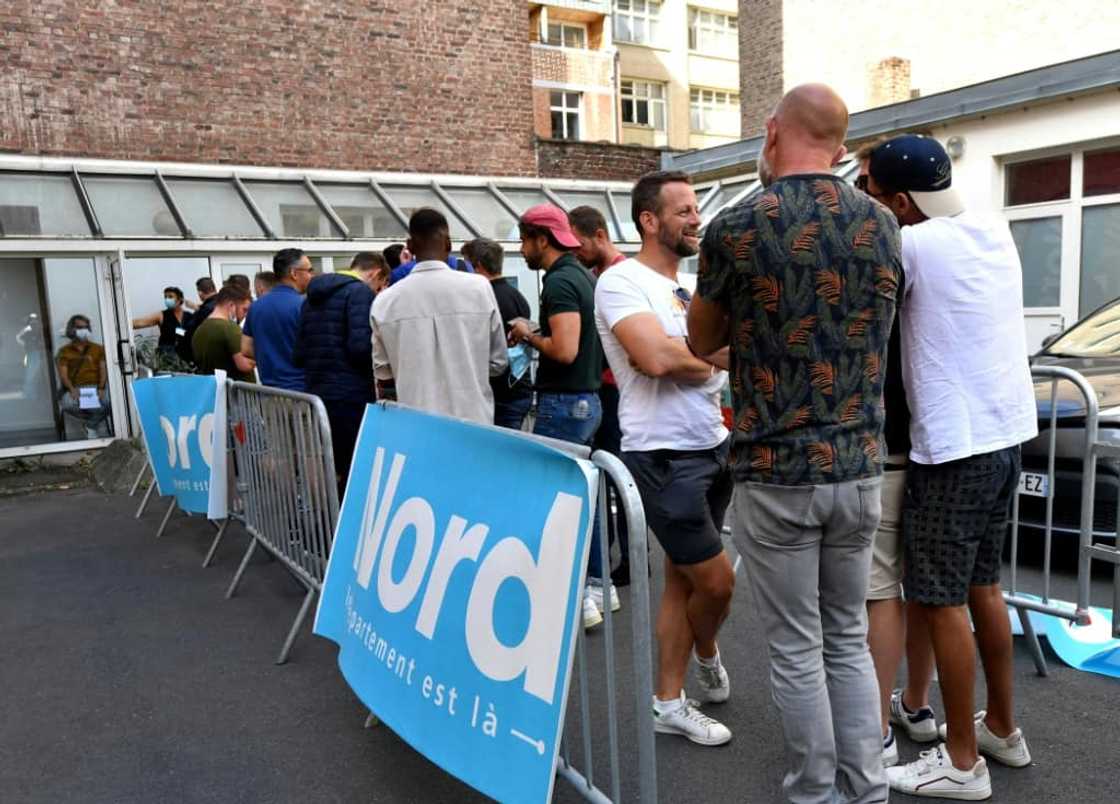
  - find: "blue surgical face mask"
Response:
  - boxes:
[507,343,531,384]
[74,327,91,341]
[163,297,177,309]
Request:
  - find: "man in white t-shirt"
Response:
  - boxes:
[596,170,734,747]
[868,135,1038,800]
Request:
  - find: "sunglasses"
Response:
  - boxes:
[673,287,692,307]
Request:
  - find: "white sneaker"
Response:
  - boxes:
[883,727,899,768]
[582,587,602,629]
[587,583,621,613]
[693,650,730,703]
[886,744,991,800]
[890,688,940,743]
[937,710,1032,768]
[652,693,731,746]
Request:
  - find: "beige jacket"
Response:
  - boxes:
[371,261,508,425]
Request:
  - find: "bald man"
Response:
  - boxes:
[689,83,902,803]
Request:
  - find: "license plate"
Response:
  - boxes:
[1018,471,1050,498]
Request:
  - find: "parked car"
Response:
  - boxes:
[1020,298,1120,543]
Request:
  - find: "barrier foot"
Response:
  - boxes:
[226,537,258,599]
[135,481,155,519]
[1018,606,1049,677]
[202,519,229,568]
[276,585,315,665]
[128,463,148,497]
[155,498,176,539]
[364,711,380,728]
[555,756,613,804]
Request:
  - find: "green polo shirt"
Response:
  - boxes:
[535,254,602,393]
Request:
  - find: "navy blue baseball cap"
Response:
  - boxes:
[869,134,964,218]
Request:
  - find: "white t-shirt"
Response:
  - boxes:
[595,258,728,452]
[900,212,1038,464]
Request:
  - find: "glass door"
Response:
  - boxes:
[211,256,272,298]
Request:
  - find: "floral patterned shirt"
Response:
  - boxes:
[697,174,902,485]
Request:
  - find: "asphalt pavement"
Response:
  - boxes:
[0,485,1116,803]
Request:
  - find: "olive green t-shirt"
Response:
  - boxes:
[535,254,603,393]
[192,318,254,382]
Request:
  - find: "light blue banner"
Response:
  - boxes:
[315,404,596,804]
[133,373,228,518]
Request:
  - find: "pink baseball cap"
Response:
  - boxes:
[520,204,581,248]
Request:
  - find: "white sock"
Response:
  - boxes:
[695,647,721,668]
[653,694,685,715]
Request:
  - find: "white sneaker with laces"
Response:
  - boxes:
[886,744,991,800]
[883,727,899,768]
[937,710,1032,768]
[693,650,730,703]
[587,583,621,613]
[890,688,940,743]
[652,693,731,746]
[582,587,603,629]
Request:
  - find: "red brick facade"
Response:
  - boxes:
[537,139,668,182]
[739,0,785,138]
[0,0,537,176]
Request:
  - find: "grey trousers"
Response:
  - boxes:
[734,478,888,804]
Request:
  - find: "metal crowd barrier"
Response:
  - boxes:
[359,414,659,803]
[224,380,340,664]
[1005,364,1118,674]
[555,448,657,804]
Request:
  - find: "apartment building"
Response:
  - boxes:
[739,0,1120,135]
[529,1,743,149]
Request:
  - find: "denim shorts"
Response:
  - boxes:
[533,391,602,447]
[903,446,1020,606]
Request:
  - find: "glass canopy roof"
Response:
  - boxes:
[0,162,639,243]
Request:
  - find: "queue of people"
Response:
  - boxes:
[159,82,1037,801]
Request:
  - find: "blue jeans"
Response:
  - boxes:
[534,391,604,580]
[494,394,532,431]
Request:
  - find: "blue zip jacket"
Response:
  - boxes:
[292,273,376,403]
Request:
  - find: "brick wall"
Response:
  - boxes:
[531,44,614,87]
[867,57,912,108]
[537,139,668,182]
[0,0,537,176]
[739,0,785,138]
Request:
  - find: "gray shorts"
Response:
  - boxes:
[622,439,732,566]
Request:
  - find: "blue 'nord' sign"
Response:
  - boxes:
[314,404,596,803]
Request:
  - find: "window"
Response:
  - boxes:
[1083,147,1120,197]
[688,7,738,57]
[0,257,115,449]
[1005,155,1071,206]
[690,88,740,134]
[164,178,264,238]
[614,0,661,46]
[82,176,179,236]
[544,22,586,49]
[1010,218,1062,308]
[1080,204,1120,317]
[550,91,582,141]
[621,80,666,130]
[0,173,90,236]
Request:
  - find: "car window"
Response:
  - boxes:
[1044,299,1120,357]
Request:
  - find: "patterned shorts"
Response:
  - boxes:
[902,446,1020,606]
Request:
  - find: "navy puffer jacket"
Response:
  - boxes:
[292,273,376,402]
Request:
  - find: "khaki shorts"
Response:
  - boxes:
[867,466,906,600]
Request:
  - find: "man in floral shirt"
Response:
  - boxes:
[689,83,901,804]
